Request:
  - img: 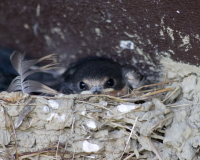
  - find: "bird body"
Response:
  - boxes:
[59,57,144,96]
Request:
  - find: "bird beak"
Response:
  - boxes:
[90,86,103,94]
[80,88,114,95]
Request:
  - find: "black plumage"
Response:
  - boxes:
[59,57,145,96]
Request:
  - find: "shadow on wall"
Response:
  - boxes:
[0,0,200,90]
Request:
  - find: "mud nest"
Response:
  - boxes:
[0,76,199,160]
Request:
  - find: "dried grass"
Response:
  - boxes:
[0,79,190,160]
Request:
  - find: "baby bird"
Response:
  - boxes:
[59,57,145,96]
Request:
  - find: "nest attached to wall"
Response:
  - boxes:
[1,78,191,160]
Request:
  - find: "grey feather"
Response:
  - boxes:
[23,80,58,95]
[122,65,146,89]
[7,52,59,95]
[10,51,25,75]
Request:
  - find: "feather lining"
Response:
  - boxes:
[7,52,59,95]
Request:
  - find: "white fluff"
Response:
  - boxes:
[83,141,100,153]
[120,40,134,50]
[57,93,64,97]
[59,114,66,122]
[48,100,59,109]
[47,113,66,122]
[81,111,86,115]
[102,101,107,106]
[42,105,50,113]
[87,121,97,129]
[47,113,57,121]
[117,104,139,113]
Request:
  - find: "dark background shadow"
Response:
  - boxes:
[0,0,200,90]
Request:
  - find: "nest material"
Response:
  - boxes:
[0,79,199,160]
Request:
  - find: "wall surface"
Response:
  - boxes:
[1,0,200,90]
[1,1,200,70]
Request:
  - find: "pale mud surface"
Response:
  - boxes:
[0,57,200,160]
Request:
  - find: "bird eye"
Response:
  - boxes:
[79,81,86,89]
[107,79,115,87]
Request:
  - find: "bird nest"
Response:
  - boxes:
[2,76,198,160]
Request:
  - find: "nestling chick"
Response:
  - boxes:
[59,57,145,96]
